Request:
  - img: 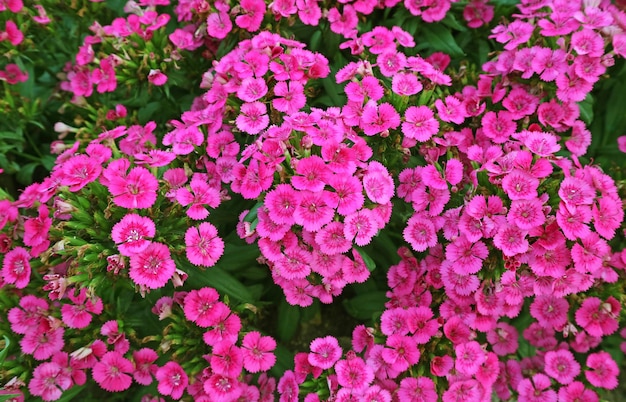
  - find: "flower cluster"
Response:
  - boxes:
[1,0,626,400]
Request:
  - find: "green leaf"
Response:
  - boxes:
[185,263,255,302]
[277,299,300,342]
[578,94,594,125]
[0,394,21,402]
[442,13,468,32]
[138,102,162,124]
[420,24,465,57]
[354,246,376,272]
[0,336,11,365]
[343,291,387,321]
[0,131,25,142]
[15,162,38,185]
[56,385,86,402]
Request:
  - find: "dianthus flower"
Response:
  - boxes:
[575,296,620,337]
[242,331,277,373]
[106,165,158,209]
[132,348,158,385]
[397,377,438,402]
[185,222,224,267]
[335,355,374,391]
[92,351,133,392]
[28,362,71,401]
[557,381,599,402]
[156,361,188,400]
[61,288,103,329]
[129,242,176,289]
[2,246,32,289]
[585,351,618,389]
[308,336,342,370]
[183,287,226,328]
[517,373,557,402]
[111,213,156,256]
[544,349,580,385]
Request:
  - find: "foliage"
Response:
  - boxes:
[1,0,626,401]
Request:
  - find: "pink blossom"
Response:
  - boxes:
[133,348,158,385]
[28,362,70,401]
[493,224,529,256]
[207,12,232,39]
[557,381,599,402]
[236,101,269,135]
[235,0,266,32]
[435,95,465,124]
[93,351,133,392]
[22,204,51,256]
[292,156,330,192]
[203,310,241,346]
[111,213,156,256]
[454,341,485,376]
[20,321,64,360]
[361,102,401,135]
[2,247,31,289]
[575,296,619,337]
[445,236,488,275]
[183,287,225,328]
[335,355,374,391]
[185,222,224,267]
[7,295,48,334]
[403,213,438,252]
[156,361,188,400]
[61,288,103,329]
[315,222,352,255]
[530,294,569,329]
[392,72,422,96]
[211,341,244,378]
[328,174,364,216]
[293,191,335,232]
[442,380,484,402]
[382,334,420,372]
[344,209,378,246]
[328,5,358,36]
[585,351,618,389]
[556,203,592,241]
[106,165,158,209]
[544,349,580,385]
[481,111,516,143]
[273,81,306,114]
[204,374,242,401]
[517,373,557,402]
[486,322,518,356]
[129,242,176,289]
[308,336,342,370]
[592,196,624,239]
[397,377,437,401]
[60,154,103,191]
[490,20,534,50]
[242,331,277,373]
[175,175,220,220]
[237,77,268,102]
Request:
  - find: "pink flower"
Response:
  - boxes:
[397,377,438,401]
[203,309,241,346]
[328,174,364,216]
[129,242,176,289]
[22,204,51,257]
[183,287,226,328]
[442,380,484,402]
[454,341,485,376]
[7,295,48,334]
[28,362,70,401]
[273,81,306,114]
[185,223,224,267]
[60,154,102,191]
[61,288,103,329]
[235,101,269,135]
[403,213,438,252]
[557,381,599,402]
[544,349,580,385]
[618,136,626,153]
[237,77,268,102]
[363,161,394,204]
[493,224,529,256]
[92,351,133,392]
[2,247,31,289]
[517,373,557,402]
[445,236,488,274]
[481,111,516,143]
[335,355,374,390]
[111,213,156,256]
[435,95,465,124]
[264,184,300,225]
[530,294,569,329]
[486,322,518,356]
[293,191,335,232]
[507,198,545,230]
[382,334,420,372]
[242,331,277,373]
[156,361,188,400]
[308,336,342,370]
[235,0,266,32]
[204,374,242,401]
[585,351,618,389]
[344,209,378,246]
[361,102,401,135]
[575,296,619,337]
[392,72,423,96]
[175,175,221,220]
[315,222,352,255]
[556,203,592,241]
[132,348,158,385]
[292,156,330,192]
[106,165,158,209]
[147,69,168,86]
[212,342,244,378]
[490,20,534,50]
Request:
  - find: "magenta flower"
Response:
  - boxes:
[175,174,221,220]
[129,242,176,289]
[183,287,226,328]
[575,296,620,337]
[435,95,465,124]
[60,154,103,191]
[106,165,158,209]
[361,102,401,135]
[92,351,133,392]
[557,381,599,402]
[293,191,335,232]
[397,377,437,401]
[28,362,71,401]
[403,213,438,252]
[442,380,485,402]
[61,288,104,329]
[507,198,546,230]
[235,0,266,31]
[204,374,242,401]
[517,373,557,402]
[328,174,364,216]
[292,156,330,192]
[382,334,420,372]
[211,341,244,378]
[185,222,224,267]
[530,294,569,329]
[544,349,580,385]
[132,348,158,385]
[7,295,48,334]
[156,361,188,400]
[20,321,64,360]
[392,72,422,96]
[344,209,378,246]
[335,356,374,391]
[111,213,156,256]
[445,236,488,274]
[236,101,269,135]
[2,247,31,289]
[493,224,529,257]
[273,80,306,114]
[242,331,277,373]
[237,77,268,102]
[308,336,342,370]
